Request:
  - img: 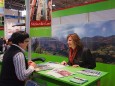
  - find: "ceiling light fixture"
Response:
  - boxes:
[52,4,55,7]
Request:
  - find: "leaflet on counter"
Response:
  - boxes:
[46,69,74,78]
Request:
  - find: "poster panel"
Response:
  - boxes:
[30,0,51,27]
[0,0,4,8]
[0,0,4,30]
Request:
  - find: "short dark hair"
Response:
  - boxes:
[10,31,29,45]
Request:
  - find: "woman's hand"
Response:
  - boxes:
[72,65,79,67]
[61,61,67,65]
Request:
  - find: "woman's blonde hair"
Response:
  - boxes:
[67,33,83,50]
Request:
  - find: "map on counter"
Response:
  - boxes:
[70,77,88,84]
[47,69,74,78]
[35,62,65,71]
[35,64,53,71]
[77,69,101,77]
[46,62,66,68]
[40,62,65,68]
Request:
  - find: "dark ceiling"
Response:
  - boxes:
[5,0,25,10]
[5,0,106,11]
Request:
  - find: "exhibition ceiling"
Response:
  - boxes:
[5,0,25,10]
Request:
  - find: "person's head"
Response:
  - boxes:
[10,31,29,50]
[67,33,83,50]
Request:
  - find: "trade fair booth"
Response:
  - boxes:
[0,0,115,86]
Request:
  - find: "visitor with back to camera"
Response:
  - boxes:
[0,31,36,86]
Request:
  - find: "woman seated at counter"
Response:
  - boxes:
[61,33,96,69]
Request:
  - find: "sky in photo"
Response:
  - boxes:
[52,20,115,40]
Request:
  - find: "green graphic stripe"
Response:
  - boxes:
[0,30,4,37]
[30,27,51,37]
[52,0,115,18]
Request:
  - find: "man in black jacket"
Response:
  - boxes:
[0,31,36,86]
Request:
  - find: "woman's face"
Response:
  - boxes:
[67,36,75,48]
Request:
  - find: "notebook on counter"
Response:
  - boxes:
[47,68,74,78]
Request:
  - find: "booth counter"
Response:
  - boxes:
[32,63,108,86]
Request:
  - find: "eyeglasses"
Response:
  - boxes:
[24,40,29,43]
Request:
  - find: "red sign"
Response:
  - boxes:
[30,20,51,27]
[0,26,4,30]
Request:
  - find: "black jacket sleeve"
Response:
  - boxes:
[79,48,96,69]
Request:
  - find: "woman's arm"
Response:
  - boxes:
[80,48,96,69]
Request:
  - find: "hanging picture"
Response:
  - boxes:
[30,0,51,27]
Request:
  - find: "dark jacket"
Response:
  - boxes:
[0,45,28,86]
[67,48,96,69]
[0,39,3,52]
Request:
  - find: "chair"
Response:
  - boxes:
[26,80,39,86]
[31,57,45,62]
